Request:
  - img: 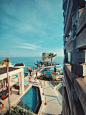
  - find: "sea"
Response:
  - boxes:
[0,57,64,72]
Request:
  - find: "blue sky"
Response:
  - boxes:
[0,0,63,57]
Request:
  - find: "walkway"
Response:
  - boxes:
[40,81,62,115]
[39,65,62,72]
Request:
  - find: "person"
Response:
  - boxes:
[34,72,37,80]
[36,72,37,78]
[29,69,32,77]
[54,66,56,76]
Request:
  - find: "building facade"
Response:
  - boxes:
[42,53,51,61]
[63,0,86,115]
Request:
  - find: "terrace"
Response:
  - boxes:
[0,65,62,115]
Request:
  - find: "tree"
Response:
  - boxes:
[3,57,11,112]
[48,53,57,73]
[5,106,34,115]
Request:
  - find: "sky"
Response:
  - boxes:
[0,0,63,57]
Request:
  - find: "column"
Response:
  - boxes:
[17,73,20,95]
[64,49,68,63]
[20,70,24,94]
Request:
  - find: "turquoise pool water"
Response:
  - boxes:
[41,70,51,75]
[18,86,37,112]
[15,73,28,77]
[41,66,63,75]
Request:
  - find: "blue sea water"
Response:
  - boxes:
[0,57,64,72]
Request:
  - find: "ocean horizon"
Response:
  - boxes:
[0,56,64,72]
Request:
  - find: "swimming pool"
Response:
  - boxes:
[15,73,28,78]
[41,66,63,75]
[17,86,37,112]
[41,70,51,75]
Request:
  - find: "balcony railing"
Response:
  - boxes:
[65,26,86,53]
[63,69,78,115]
[64,63,86,114]
[77,5,86,35]
[64,0,72,36]
[72,8,79,26]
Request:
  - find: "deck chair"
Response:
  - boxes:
[1,87,12,100]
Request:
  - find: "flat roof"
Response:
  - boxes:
[0,67,19,75]
[14,63,24,66]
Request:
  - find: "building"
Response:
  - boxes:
[0,67,24,94]
[14,63,25,68]
[63,0,86,115]
[42,53,51,61]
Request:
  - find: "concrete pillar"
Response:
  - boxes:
[63,36,68,46]
[17,73,20,95]
[64,49,68,63]
[20,70,24,94]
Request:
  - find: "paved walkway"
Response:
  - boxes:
[41,81,62,115]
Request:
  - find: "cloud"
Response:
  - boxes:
[0,50,4,53]
[0,0,63,57]
[15,43,42,50]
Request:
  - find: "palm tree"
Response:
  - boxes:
[48,53,57,73]
[3,57,11,112]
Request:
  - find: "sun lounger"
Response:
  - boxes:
[1,87,12,100]
[0,89,8,97]
[1,90,12,100]
[24,81,29,88]
[15,81,29,89]
[55,78,60,82]
[0,102,4,110]
[0,87,12,98]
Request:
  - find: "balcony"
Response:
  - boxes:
[62,87,71,115]
[65,26,86,53]
[64,63,86,114]
[72,8,79,26]
[63,69,79,115]
[66,40,73,53]
[64,0,72,36]
[77,5,86,35]
[76,27,86,49]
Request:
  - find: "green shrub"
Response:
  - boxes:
[37,76,40,79]
[38,75,52,81]
[60,72,63,75]
[4,106,34,115]
[50,81,59,86]
[0,61,4,65]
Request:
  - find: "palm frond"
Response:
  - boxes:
[3,57,9,66]
[48,53,57,58]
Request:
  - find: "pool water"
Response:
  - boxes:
[15,73,28,77]
[24,73,28,77]
[18,86,37,112]
[41,70,51,75]
[41,66,63,75]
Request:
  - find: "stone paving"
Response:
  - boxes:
[40,81,62,115]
